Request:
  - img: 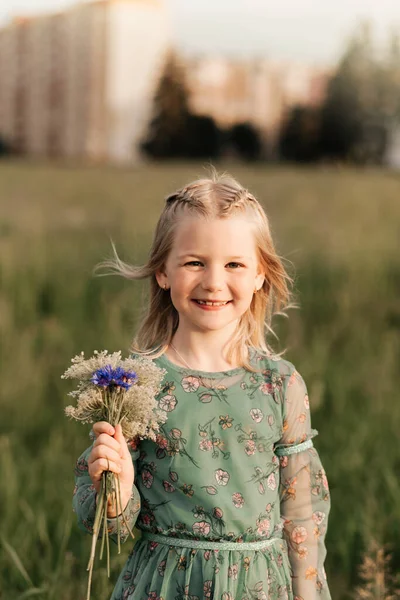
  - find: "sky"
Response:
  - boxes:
[2,0,400,66]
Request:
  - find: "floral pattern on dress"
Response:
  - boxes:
[73,352,331,600]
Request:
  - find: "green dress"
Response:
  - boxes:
[73,350,331,600]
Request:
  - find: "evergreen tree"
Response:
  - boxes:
[141,51,190,158]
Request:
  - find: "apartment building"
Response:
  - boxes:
[0,0,170,162]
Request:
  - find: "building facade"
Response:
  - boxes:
[0,0,170,163]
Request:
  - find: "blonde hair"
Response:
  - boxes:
[95,170,295,372]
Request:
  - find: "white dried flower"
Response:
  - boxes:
[62,351,167,441]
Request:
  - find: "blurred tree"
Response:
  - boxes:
[279,106,322,163]
[320,22,400,164]
[0,135,12,157]
[142,52,222,160]
[141,51,190,158]
[228,122,262,161]
[320,22,373,162]
[185,115,221,159]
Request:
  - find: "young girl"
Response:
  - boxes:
[73,172,331,600]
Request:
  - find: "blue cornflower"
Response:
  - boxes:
[91,365,138,389]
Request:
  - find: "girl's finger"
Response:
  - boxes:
[88,445,121,465]
[89,458,121,480]
[92,422,115,437]
[94,433,121,454]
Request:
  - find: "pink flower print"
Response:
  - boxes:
[157,559,166,576]
[213,507,223,519]
[288,371,297,387]
[265,503,272,513]
[203,580,213,598]
[204,550,211,560]
[245,440,256,455]
[123,586,135,600]
[256,518,270,536]
[158,394,177,412]
[221,594,234,600]
[199,439,213,451]
[192,521,211,536]
[215,469,230,486]
[147,592,161,600]
[250,375,257,384]
[169,471,178,482]
[156,435,168,449]
[312,511,326,525]
[73,484,78,496]
[142,514,152,526]
[163,480,175,493]
[169,428,182,439]
[228,563,239,580]
[232,492,245,508]
[182,376,200,392]
[250,408,264,423]
[322,471,329,490]
[279,455,289,468]
[304,394,310,409]
[149,541,159,552]
[200,393,213,403]
[240,381,247,390]
[291,526,308,544]
[259,382,272,395]
[204,486,218,495]
[142,470,154,489]
[267,414,275,426]
[267,473,277,491]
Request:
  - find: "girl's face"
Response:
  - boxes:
[157,216,265,336]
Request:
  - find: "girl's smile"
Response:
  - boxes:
[157,216,265,336]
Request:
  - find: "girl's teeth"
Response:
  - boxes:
[196,300,228,306]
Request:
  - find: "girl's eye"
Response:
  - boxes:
[184,261,243,268]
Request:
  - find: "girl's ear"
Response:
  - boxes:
[155,270,166,289]
[255,270,265,290]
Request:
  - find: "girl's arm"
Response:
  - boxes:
[72,441,141,545]
[275,368,332,600]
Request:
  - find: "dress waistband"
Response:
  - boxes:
[141,532,281,551]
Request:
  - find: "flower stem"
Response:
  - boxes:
[86,473,106,600]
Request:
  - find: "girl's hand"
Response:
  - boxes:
[88,422,135,516]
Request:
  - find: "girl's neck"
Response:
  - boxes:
[168,331,239,372]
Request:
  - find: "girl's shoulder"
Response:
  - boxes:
[252,349,297,380]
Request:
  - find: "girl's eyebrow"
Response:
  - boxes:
[177,254,253,261]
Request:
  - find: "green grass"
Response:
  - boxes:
[0,159,399,599]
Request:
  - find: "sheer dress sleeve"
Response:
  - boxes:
[72,436,141,545]
[274,368,331,600]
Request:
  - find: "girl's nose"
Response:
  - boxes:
[201,267,224,292]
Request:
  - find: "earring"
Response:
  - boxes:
[163,284,168,290]
[254,287,258,293]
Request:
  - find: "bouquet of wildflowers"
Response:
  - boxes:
[62,350,166,600]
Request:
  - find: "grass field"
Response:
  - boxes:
[0,159,399,599]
